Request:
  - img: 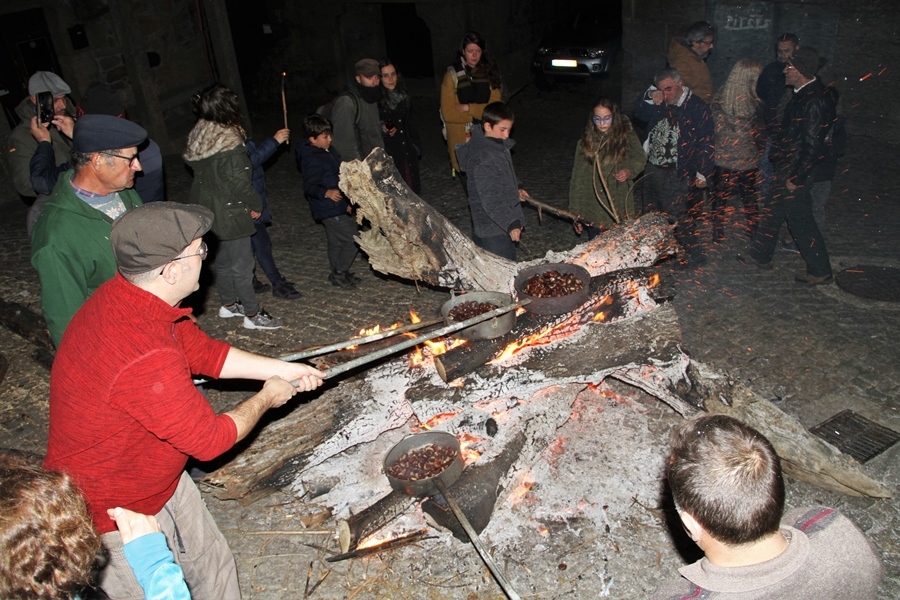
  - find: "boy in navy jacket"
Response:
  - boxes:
[296,114,360,288]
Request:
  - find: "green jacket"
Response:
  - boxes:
[182,120,260,241]
[567,130,646,229]
[7,96,74,197]
[30,171,142,346]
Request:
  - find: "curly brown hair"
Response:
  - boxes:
[0,454,101,599]
[578,98,633,166]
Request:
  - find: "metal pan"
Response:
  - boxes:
[513,262,591,315]
[441,292,516,340]
[384,432,521,600]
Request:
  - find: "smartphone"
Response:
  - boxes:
[37,91,55,124]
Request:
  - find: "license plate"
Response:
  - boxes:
[551,59,578,68]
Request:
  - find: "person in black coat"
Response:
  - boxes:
[377,58,422,195]
[296,114,360,289]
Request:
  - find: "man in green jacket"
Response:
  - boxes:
[31,114,147,346]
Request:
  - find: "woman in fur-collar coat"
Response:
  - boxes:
[183,84,281,330]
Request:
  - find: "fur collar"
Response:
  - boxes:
[182,120,245,162]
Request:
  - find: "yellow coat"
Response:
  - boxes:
[440,69,501,173]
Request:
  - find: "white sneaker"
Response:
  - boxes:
[218,300,246,318]
[243,308,283,330]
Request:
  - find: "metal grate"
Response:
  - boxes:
[835,266,900,302]
[810,410,900,463]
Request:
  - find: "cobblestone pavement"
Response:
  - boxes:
[0,79,897,598]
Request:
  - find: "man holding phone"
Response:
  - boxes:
[8,72,75,199]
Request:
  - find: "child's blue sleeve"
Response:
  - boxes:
[122,532,191,600]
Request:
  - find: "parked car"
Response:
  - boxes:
[531,7,622,89]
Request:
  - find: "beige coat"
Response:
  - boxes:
[667,37,713,103]
[440,69,501,173]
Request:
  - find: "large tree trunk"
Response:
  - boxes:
[339,148,679,292]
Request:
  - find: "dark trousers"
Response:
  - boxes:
[250,221,284,285]
[322,214,359,272]
[643,164,706,258]
[749,173,832,277]
[472,231,516,261]
[712,167,759,239]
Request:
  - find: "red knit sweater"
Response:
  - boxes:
[45,273,234,533]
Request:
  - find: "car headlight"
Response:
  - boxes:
[587,49,606,58]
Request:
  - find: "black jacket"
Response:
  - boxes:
[296,139,348,221]
[774,79,837,187]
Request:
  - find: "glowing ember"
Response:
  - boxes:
[458,432,485,463]
[356,534,391,550]
[409,310,420,323]
[592,311,607,322]
[648,273,661,288]
[508,471,535,506]
[417,411,461,430]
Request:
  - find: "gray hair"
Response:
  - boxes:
[71,151,116,170]
[654,67,682,88]
[684,21,715,44]
[121,268,160,286]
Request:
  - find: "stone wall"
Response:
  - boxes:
[622,0,898,142]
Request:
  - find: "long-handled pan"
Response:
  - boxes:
[383,431,522,600]
[193,300,529,386]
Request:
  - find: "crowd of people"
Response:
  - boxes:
[1,21,877,600]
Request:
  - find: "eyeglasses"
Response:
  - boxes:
[102,151,140,168]
[172,241,208,262]
[592,115,614,123]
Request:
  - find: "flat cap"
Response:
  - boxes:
[111,203,214,274]
[789,47,820,79]
[73,114,147,153]
[28,71,71,97]
[355,58,380,77]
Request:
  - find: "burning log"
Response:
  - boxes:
[338,490,415,553]
[339,148,678,292]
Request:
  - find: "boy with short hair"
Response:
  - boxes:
[455,101,530,261]
[653,414,883,599]
[296,114,360,289]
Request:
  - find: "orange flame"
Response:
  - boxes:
[592,311,607,322]
[409,310,420,323]
[458,432,485,463]
[648,273,661,288]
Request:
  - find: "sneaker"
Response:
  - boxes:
[218,300,246,318]
[794,272,833,286]
[736,253,773,271]
[328,271,357,289]
[253,276,272,293]
[781,240,800,253]
[273,279,302,299]
[243,308,283,330]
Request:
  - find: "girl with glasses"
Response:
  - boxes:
[568,98,647,239]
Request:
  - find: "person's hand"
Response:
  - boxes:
[518,189,530,202]
[614,169,630,182]
[693,177,708,189]
[262,376,298,408]
[573,221,584,235]
[650,90,665,105]
[786,179,798,192]
[108,507,161,545]
[387,127,397,137]
[455,103,470,113]
[53,115,75,139]
[509,227,522,242]
[249,210,262,219]
[273,128,290,144]
[325,189,343,202]
[29,116,51,143]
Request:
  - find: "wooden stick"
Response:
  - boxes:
[521,197,591,227]
[281,71,289,131]
[325,530,432,562]
[243,530,332,535]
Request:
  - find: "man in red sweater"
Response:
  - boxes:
[45,202,324,600]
